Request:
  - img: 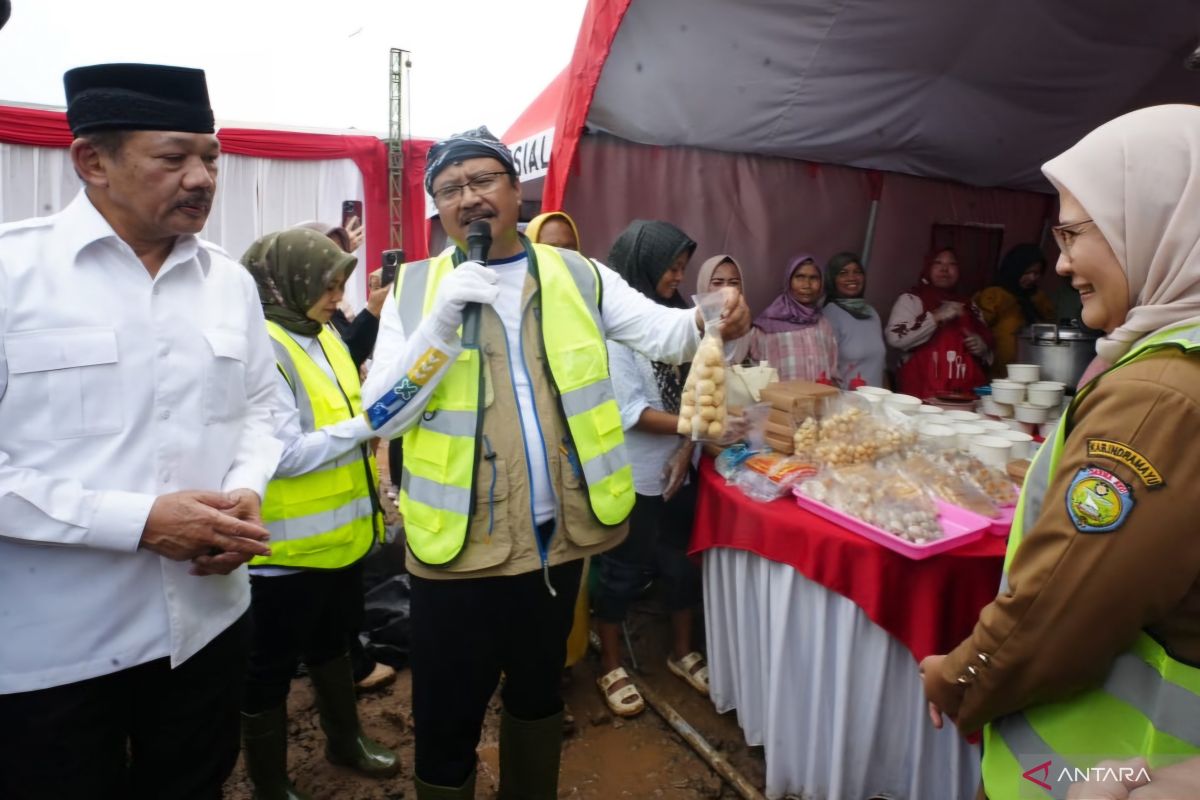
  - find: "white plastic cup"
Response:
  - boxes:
[991,380,1026,405]
[855,386,892,404]
[976,419,1011,433]
[995,429,1035,459]
[1007,363,1041,383]
[953,422,986,451]
[970,435,1013,469]
[918,422,957,451]
[884,393,922,415]
[1026,381,1065,408]
[944,409,982,423]
[1015,402,1049,424]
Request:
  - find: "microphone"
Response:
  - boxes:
[461,220,492,348]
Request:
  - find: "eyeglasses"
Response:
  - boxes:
[431,171,510,207]
[1051,218,1094,259]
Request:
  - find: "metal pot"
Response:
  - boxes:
[1017,323,1101,388]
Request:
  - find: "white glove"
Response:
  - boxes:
[932,301,965,324]
[423,261,500,344]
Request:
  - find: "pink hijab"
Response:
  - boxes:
[1042,105,1200,362]
[753,254,823,334]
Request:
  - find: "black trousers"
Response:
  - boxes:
[592,484,701,624]
[410,556,582,787]
[244,562,363,713]
[0,613,249,800]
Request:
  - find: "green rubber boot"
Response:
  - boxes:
[240,707,312,800]
[308,653,400,778]
[497,707,564,800]
[413,770,477,799]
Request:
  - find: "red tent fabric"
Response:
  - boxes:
[543,0,632,211]
[503,67,567,145]
[0,104,419,273]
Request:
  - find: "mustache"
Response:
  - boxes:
[177,192,214,207]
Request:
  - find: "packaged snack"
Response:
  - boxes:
[896,452,1000,518]
[941,451,1020,506]
[798,463,944,542]
[677,291,728,441]
[810,393,919,467]
[733,452,818,502]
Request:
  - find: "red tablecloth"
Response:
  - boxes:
[690,458,1006,661]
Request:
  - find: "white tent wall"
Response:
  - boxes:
[561,133,1052,319]
[0,144,368,311]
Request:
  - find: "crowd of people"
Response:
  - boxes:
[2,57,1199,800]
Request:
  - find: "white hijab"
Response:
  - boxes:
[1042,104,1200,362]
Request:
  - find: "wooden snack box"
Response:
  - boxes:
[759,380,840,420]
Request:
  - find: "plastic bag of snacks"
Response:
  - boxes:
[799,462,944,542]
[677,291,729,441]
[809,393,919,468]
[898,452,1000,518]
[732,451,818,502]
[940,451,1019,507]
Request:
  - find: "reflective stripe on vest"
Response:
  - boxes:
[982,324,1200,798]
[255,322,380,569]
[397,241,635,566]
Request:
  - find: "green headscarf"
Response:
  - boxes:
[240,228,358,336]
[825,251,873,320]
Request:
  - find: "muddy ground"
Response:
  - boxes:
[224,449,767,799]
[222,603,766,799]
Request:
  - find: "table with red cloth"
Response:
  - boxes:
[691,457,1006,800]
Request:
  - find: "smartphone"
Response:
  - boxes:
[341,200,363,230]
[380,249,404,286]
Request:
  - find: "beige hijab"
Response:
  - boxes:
[696,254,752,363]
[1042,104,1200,362]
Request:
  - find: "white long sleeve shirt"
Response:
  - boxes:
[0,191,283,693]
[361,250,702,523]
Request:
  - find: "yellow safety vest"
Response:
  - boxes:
[981,324,1200,799]
[254,322,382,569]
[394,240,635,566]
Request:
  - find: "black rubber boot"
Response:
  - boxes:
[240,707,313,800]
[413,770,477,799]
[308,653,400,778]
[497,707,564,800]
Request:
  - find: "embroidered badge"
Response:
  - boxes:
[1066,466,1134,533]
[1086,439,1165,488]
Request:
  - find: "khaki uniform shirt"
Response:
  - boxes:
[937,349,1200,733]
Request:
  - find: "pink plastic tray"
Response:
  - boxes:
[987,505,1015,537]
[791,489,989,560]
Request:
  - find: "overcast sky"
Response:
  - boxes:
[0,0,587,138]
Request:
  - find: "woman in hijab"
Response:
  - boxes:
[239,228,398,797]
[885,248,993,399]
[526,210,581,251]
[974,243,1056,377]
[696,254,752,364]
[592,220,708,718]
[920,106,1200,799]
[823,251,886,388]
[749,254,839,382]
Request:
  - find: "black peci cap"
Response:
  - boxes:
[64,63,214,136]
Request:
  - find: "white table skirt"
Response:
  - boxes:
[703,549,981,800]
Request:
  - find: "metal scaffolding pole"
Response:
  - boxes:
[388,48,410,252]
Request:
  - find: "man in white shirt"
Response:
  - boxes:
[0,63,282,799]
[361,127,751,799]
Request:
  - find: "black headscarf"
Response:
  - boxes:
[994,243,1046,325]
[607,220,696,310]
[607,220,697,413]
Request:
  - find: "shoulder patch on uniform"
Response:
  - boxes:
[1086,439,1164,488]
[1066,466,1134,533]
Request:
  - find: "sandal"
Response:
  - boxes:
[667,651,710,696]
[596,666,645,717]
